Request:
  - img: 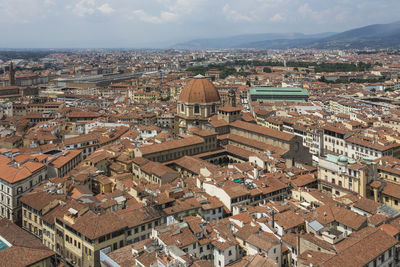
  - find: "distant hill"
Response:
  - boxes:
[309,21,400,49]
[174,32,335,49]
[173,21,400,49]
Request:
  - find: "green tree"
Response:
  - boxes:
[319,76,327,82]
[263,67,272,73]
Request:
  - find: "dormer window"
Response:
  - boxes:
[180,104,185,113]
[194,105,200,114]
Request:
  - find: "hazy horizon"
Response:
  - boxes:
[1,0,400,48]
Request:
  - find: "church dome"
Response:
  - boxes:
[338,155,348,163]
[178,75,221,104]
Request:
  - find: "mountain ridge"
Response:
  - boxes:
[173,21,400,49]
[174,32,336,49]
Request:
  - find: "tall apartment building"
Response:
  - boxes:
[0,154,47,223]
[20,191,60,241]
[322,124,399,160]
[317,154,377,198]
[55,210,127,267]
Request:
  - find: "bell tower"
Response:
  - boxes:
[218,89,242,123]
[227,88,236,107]
[9,61,15,86]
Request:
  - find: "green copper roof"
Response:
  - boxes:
[326,154,356,164]
[0,237,10,251]
[249,87,309,96]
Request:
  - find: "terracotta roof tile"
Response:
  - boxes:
[230,120,294,141]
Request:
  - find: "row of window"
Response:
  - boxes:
[324,167,358,178]
[203,208,222,214]
[384,196,399,206]
[98,230,125,243]
[66,234,81,248]
[367,248,393,267]
[83,147,96,154]
[43,228,55,241]
[0,206,11,219]
[180,104,217,114]
[132,234,150,243]
[0,194,10,206]
[148,146,207,162]
[325,137,344,146]
[0,184,10,194]
[131,221,160,237]
[380,173,398,182]
[324,175,353,190]
[24,209,42,225]
[324,137,382,158]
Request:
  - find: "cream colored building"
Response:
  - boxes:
[0,156,47,223]
[370,156,400,210]
[0,218,55,267]
[317,154,377,198]
[55,210,126,267]
[20,191,59,241]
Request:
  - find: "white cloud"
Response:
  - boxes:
[98,3,114,14]
[335,12,346,22]
[44,0,54,5]
[298,3,312,17]
[269,13,284,22]
[69,0,116,17]
[0,0,46,23]
[222,4,254,22]
[132,0,204,24]
[71,0,97,17]
[159,11,178,21]
[133,9,164,24]
[298,3,332,24]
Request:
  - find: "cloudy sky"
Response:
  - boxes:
[0,0,399,48]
